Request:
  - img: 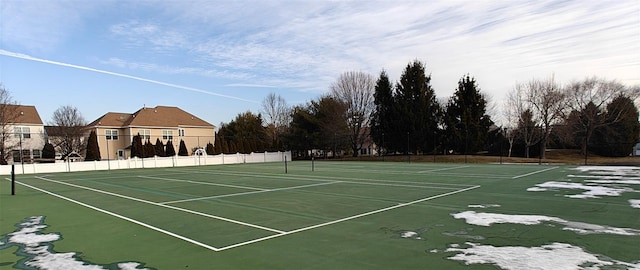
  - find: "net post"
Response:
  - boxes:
[284,155,288,174]
[11,164,16,195]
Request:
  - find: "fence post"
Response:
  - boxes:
[11,164,16,195]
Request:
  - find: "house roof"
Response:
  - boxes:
[1,104,43,125]
[87,106,214,128]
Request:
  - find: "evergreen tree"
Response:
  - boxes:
[131,134,143,158]
[444,75,493,154]
[165,140,176,156]
[213,133,223,154]
[228,140,238,153]
[592,96,640,157]
[154,138,165,157]
[237,139,247,154]
[178,139,189,156]
[205,142,215,155]
[85,130,101,161]
[144,139,155,158]
[371,70,397,154]
[395,60,439,154]
[42,142,56,159]
[223,112,268,154]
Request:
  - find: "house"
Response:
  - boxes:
[44,125,86,161]
[1,105,45,164]
[86,106,215,159]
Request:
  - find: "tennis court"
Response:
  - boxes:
[1,161,638,269]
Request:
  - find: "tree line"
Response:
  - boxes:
[221,60,639,159]
[2,59,639,162]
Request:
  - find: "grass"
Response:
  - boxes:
[1,161,638,269]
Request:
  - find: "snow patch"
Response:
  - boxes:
[630,199,640,209]
[529,166,640,203]
[452,211,640,236]
[0,216,151,270]
[528,181,634,199]
[574,166,640,173]
[452,211,562,227]
[447,242,640,270]
[468,204,500,208]
[401,231,418,238]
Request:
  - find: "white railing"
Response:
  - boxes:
[1,151,291,175]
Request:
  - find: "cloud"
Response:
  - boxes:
[4,0,639,101]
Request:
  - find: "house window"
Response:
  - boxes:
[139,129,151,140]
[117,150,125,159]
[162,130,173,140]
[11,149,31,162]
[178,128,185,137]
[14,127,31,139]
[32,149,41,159]
[106,130,119,140]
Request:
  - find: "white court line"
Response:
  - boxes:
[34,176,285,234]
[512,166,559,179]
[160,181,343,205]
[138,175,267,191]
[6,178,222,252]
[418,165,471,173]
[184,169,477,187]
[216,184,481,251]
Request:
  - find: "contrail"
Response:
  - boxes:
[0,49,258,103]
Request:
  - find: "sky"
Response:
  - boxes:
[1,0,638,127]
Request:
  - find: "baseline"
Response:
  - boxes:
[512,166,559,179]
[418,165,471,173]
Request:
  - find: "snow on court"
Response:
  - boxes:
[0,216,150,270]
[527,165,640,202]
[452,211,640,236]
[630,199,640,209]
[467,204,500,208]
[446,242,640,270]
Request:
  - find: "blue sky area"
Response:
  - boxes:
[1,0,638,126]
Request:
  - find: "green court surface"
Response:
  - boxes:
[1,161,638,269]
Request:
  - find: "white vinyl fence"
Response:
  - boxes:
[1,151,291,175]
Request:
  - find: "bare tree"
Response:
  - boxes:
[507,82,539,158]
[501,99,519,158]
[48,105,87,159]
[261,92,290,150]
[0,84,20,164]
[564,77,638,155]
[330,71,375,157]
[526,75,565,159]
